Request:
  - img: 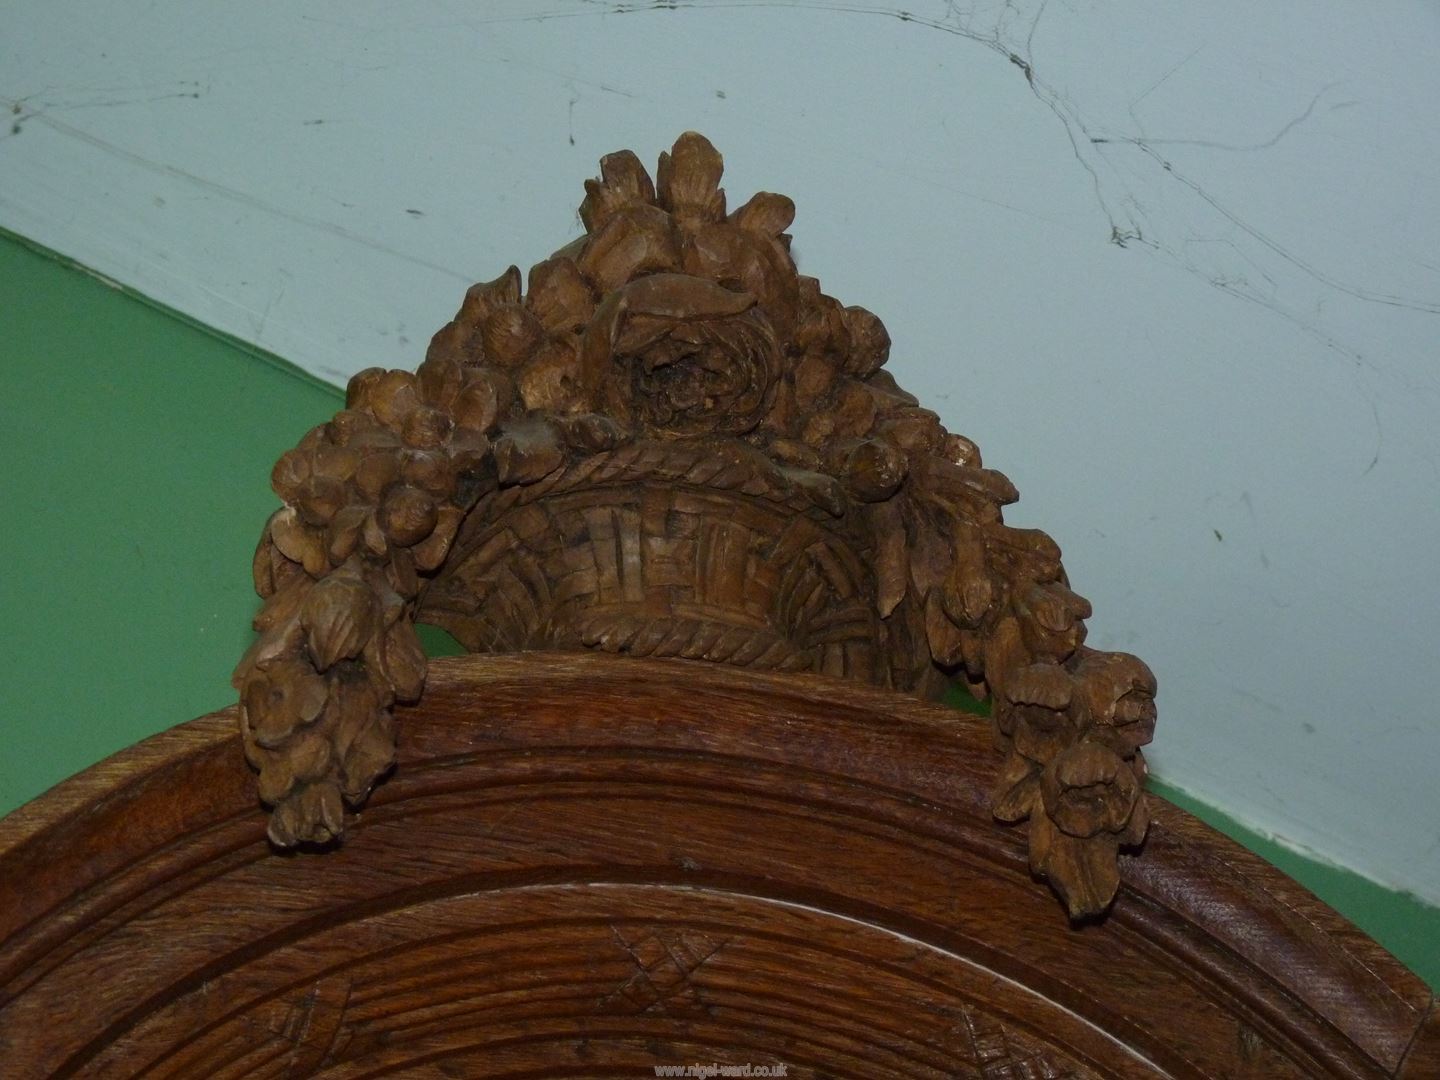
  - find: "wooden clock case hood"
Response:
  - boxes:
[0,134,1434,1079]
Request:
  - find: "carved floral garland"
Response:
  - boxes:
[235,133,1157,918]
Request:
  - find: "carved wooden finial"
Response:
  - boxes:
[235,132,1156,917]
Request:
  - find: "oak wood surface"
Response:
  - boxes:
[1,653,1431,1078]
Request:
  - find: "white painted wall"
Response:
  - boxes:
[4,1,1437,901]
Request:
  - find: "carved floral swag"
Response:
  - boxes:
[234,133,1157,918]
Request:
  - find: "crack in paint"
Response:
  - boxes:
[0,95,475,284]
[467,0,1440,387]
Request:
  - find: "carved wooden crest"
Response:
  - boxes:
[235,132,1157,918]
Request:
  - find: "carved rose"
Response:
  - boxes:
[590,273,781,438]
[626,314,778,437]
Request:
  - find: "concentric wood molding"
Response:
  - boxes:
[0,654,1430,1077]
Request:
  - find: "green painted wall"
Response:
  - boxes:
[1,230,1435,991]
[1,232,342,804]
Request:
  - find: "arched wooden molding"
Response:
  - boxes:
[234,132,1157,918]
[3,656,1434,1077]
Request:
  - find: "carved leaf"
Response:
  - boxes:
[728,190,795,237]
[300,571,380,672]
[656,130,726,223]
[1028,812,1123,920]
[578,206,682,295]
[269,507,327,577]
[480,303,544,370]
[991,749,1041,823]
[870,499,909,619]
[840,306,890,378]
[371,618,426,703]
[579,149,655,232]
[243,656,327,749]
[526,257,596,334]
[925,588,967,667]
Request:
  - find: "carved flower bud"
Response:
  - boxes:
[517,336,585,413]
[578,205,683,294]
[1011,702,1078,765]
[313,444,361,485]
[325,505,370,565]
[458,265,523,326]
[1041,742,1141,839]
[829,437,907,502]
[345,367,386,410]
[252,532,293,599]
[580,149,656,233]
[942,432,982,468]
[924,588,967,668]
[340,711,396,802]
[864,369,919,408]
[362,511,389,557]
[1004,663,1075,712]
[728,190,796,237]
[792,352,837,409]
[526,257,595,334]
[269,507,329,578]
[767,437,823,472]
[875,407,943,455]
[481,304,544,369]
[286,728,335,785]
[379,484,438,547]
[1015,580,1091,662]
[940,526,994,630]
[991,748,1042,823]
[243,656,327,749]
[552,412,625,454]
[256,752,298,807]
[270,449,311,504]
[427,267,524,368]
[452,373,503,434]
[801,410,834,447]
[251,578,308,634]
[1072,649,1158,754]
[416,355,464,409]
[841,306,890,378]
[412,505,464,572]
[992,525,1062,567]
[354,451,401,503]
[656,130,726,224]
[233,608,305,689]
[828,380,879,438]
[399,448,455,498]
[366,370,421,430]
[296,780,345,842]
[301,572,380,671]
[400,405,452,451]
[365,619,427,702]
[684,222,800,338]
[328,672,381,752]
[447,428,498,503]
[387,545,420,600]
[295,474,348,528]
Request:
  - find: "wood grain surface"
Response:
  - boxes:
[1,653,1431,1077]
